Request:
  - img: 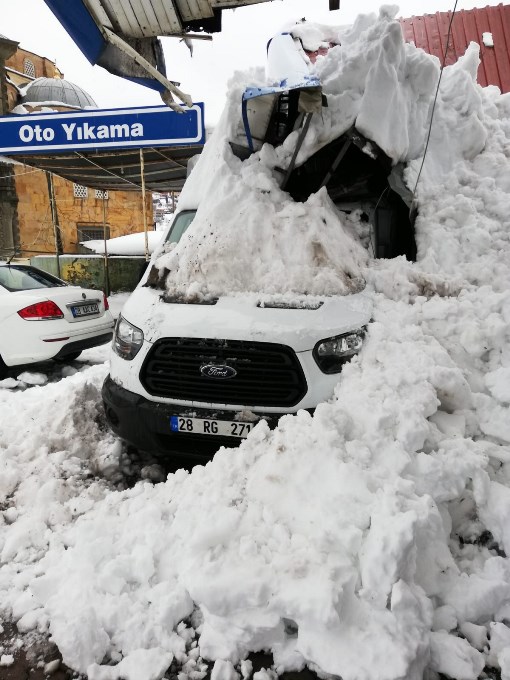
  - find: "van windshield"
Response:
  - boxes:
[164,210,197,245]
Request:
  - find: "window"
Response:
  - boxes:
[73,183,88,199]
[77,224,110,243]
[95,189,109,200]
[164,210,197,245]
[0,265,66,292]
[23,59,36,78]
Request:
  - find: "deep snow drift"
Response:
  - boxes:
[2,6,510,680]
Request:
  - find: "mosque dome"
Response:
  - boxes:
[20,77,97,109]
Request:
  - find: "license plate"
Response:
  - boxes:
[170,416,253,438]
[71,303,99,318]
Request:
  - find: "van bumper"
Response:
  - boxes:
[102,375,280,460]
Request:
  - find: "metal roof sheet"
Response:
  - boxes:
[12,145,201,192]
[77,0,274,39]
[400,3,510,93]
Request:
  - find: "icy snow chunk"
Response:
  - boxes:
[429,631,484,680]
[483,32,494,47]
[486,367,510,403]
[0,377,20,389]
[432,605,457,632]
[44,659,61,675]
[1,518,48,562]
[441,561,510,623]
[0,655,14,666]
[475,480,510,555]
[240,659,253,679]
[87,648,173,680]
[211,659,239,680]
[49,605,110,673]
[475,393,510,443]
[16,371,48,386]
[459,622,488,652]
[487,622,510,667]
[429,411,466,439]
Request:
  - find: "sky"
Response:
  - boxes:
[1,0,506,126]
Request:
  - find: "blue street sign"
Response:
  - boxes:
[0,104,205,155]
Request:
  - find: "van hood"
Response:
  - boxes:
[122,287,372,352]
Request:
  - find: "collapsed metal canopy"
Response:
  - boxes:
[11,144,201,192]
[44,0,276,108]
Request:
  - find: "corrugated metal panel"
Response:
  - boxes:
[400,3,510,93]
[176,0,214,22]
[210,0,275,7]
[86,0,272,37]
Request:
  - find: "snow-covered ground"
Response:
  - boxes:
[2,7,510,680]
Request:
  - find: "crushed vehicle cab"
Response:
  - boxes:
[103,20,417,459]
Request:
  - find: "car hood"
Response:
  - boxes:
[121,287,373,352]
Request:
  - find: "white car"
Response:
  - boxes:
[0,263,114,378]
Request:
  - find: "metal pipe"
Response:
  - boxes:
[45,171,62,278]
[140,149,149,262]
[102,192,110,296]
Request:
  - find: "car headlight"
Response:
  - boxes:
[113,315,144,360]
[313,328,366,374]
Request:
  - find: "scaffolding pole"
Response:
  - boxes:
[102,193,110,296]
[45,171,62,278]
[140,148,149,262]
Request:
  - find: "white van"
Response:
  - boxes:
[102,24,416,460]
[102,206,371,458]
[101,131,416,460]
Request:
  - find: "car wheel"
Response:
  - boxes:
[0,355,8,379]
[53,351,82,363]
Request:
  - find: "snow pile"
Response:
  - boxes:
[2,6,510,680]
[153,6,486,301]
[82,231,163,256]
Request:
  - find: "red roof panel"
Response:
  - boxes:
[400,3,510,92]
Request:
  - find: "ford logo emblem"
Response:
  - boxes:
[200,364,237,379]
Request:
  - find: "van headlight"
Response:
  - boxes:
[313,328,366,374]
[113,316,144,360]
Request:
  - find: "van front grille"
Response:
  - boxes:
[141,338,307,407]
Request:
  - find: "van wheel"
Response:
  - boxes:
[53,351,82,363]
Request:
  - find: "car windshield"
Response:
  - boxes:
[164,210,197,245]
[0,265,67,292]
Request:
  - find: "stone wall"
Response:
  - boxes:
[14,165,153,256]
[0,162,19,258]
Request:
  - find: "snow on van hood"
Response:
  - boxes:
[123,289,371,351]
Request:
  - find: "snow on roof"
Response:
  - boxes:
[20,77,97,109]
[2,6,510,680]
[81,231,163,256]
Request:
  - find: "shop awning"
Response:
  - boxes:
[11,144,200,192]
